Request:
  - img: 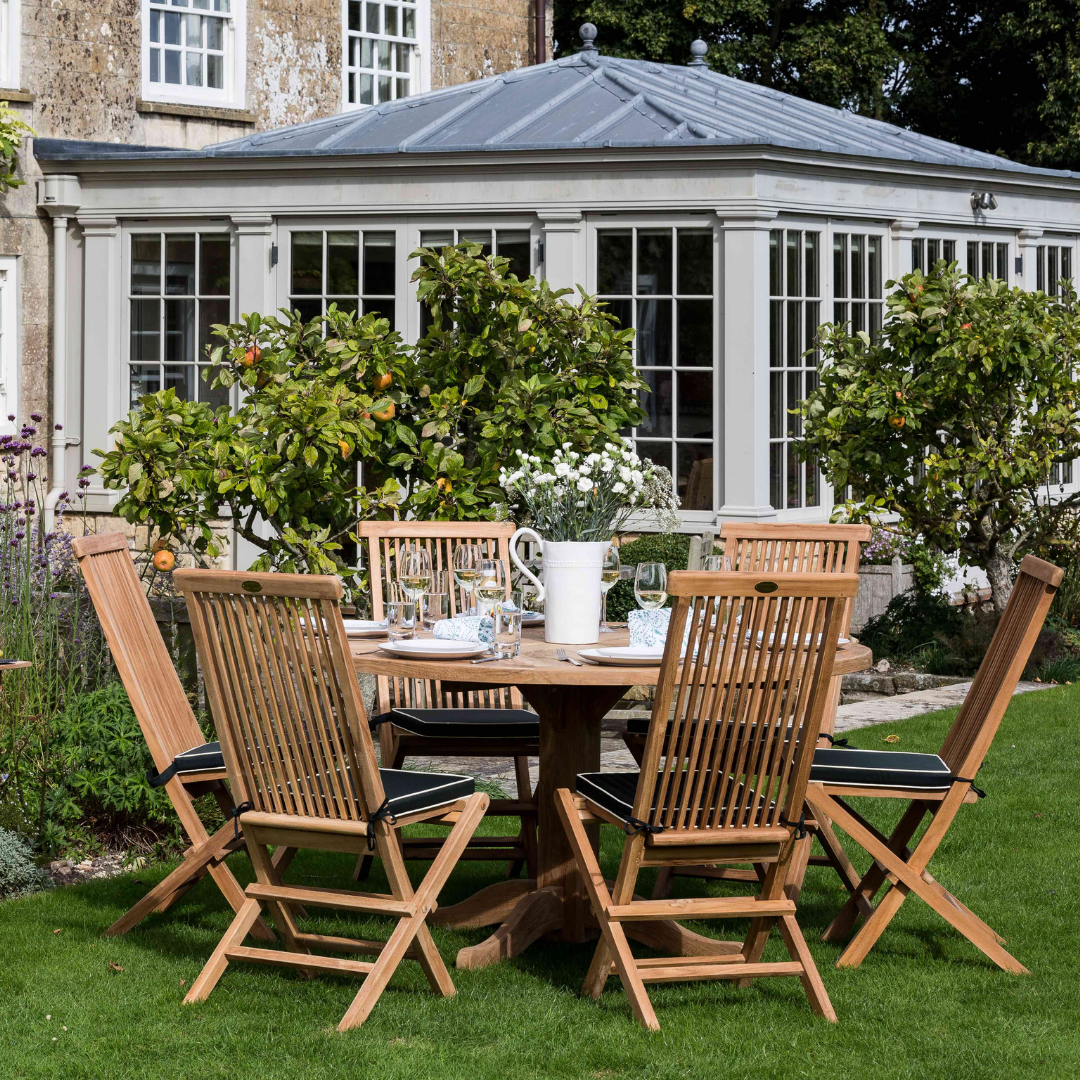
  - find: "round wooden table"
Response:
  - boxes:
[351,627,871,970]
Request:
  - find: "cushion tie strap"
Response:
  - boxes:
[367,798,399,850]
[230,800,253,841]
[368,713,396,731]
[623,817,665,837]
[781,812,808,839]
[821,734,850,748]
[953,777,987,798]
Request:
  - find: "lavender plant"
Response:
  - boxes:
[0,415,112,848]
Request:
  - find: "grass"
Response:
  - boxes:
[2,685,1079,1080]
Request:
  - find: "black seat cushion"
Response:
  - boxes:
[374,707,539,740]
[378,768,474,816]
[147,741,224,788]
[576,770,768,830]
[810,748,954,791]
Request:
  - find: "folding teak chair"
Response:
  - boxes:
[625,523,871,895]
[71,534,274,940]
[176,568,489,1031]
[805,554,1062,972]
[556,568,858,1030]
[355,520,539,880]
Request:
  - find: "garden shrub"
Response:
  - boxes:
[42,683,186,856]
[606,533,692,622]
[858,589,965,665]
[0,826,51,899]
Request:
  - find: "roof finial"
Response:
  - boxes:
[689,39,708,66]
[579,23,599,52]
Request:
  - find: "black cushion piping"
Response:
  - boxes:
[372,707,539,740]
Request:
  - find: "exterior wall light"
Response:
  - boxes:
[971,192,998,211]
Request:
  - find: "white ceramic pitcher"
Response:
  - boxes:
[509,528,609,645]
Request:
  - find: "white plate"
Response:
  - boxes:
[343,618,388,638]
[376,639,490,660]
[577,646,666,667]
[521,611,545,625]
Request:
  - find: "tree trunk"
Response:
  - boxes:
[984,552,1014,614]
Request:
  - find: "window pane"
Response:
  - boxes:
[927,239,940,265]
[1049,247,1060,293]
[967,241,979,276]
[833,300,848,326]
[833,235,847,298]
[165,298,196,363]
[869,303,882,342]
[770,372,784,438]
[164,364,196,400]
[184,13,201,46]
[130,299,160,362]
[850,235,864,299]
[131,235,161,294]
[495,230,530,280]
[130,365,161,408]
[327,232,359,295]
[366,1,379,32]
[769,231,782,297]
[982,243,994,279]
[769,443,783,510]
[151,10,161,41]
[677,371,711,439]
[678,444,712,511]
[199,235,231,295]
[377,40,390,69]
[361,37,373,67]
[637,229,672,294]
[851,302,866,335]
[385,4,398,34]
[165,235,196,295]
[291,232,323,295]
[292,297,322,323]
[637,369,672,438]
[395,43,410,73]
[348,0,361,30]
[805,454,819,507]
[164,11,181,44]
[996,243,1008,282]
[185,52,202,85]
[165,48,181,83]
[676,299,711,366]
[786,372,802,437]
[786,443,801,508]
[206,15,223,50]
[459,230,492,256]
[362,297,395,328]
[199,297,229,364]
[1063,248,1073,284]
[943,240,956,262]
[636,442,673,486]
[911,238,922,273]
[786,300,801,366]
[868,236,881,297]
[420,231,454,249]
[804,233,819,297]
[786,232,801,296]
[150,47,160,81]
[403,6,415,35]
[207,53,223,89]
[363,232,395,294]
[636,299,672,366]
[604,298,632,329]
[804,300,819,365]
[597,230,632,294]
[676,229,712,295]
[199,365,232,410]
[1037,247,1046,292]
[769,300,782,366]
[378,75,391,102]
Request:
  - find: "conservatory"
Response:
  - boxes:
[33,33,1080,541]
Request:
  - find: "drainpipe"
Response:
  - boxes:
[535,0,546,64]
[37,174,82,529]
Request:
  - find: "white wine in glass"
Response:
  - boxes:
[398,547,432,604]
[634,562,668,611]
[600,543,620,633]
[474,559,507,614]
[453,544,483,615]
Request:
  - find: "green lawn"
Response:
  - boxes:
[3,686,1079,1080]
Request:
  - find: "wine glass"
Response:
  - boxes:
[474,558,508,616]
[453,543,483,615]
[634,562,668,610]
[600,543,621,633]
[702,554,724,572]
[397,546,432,607]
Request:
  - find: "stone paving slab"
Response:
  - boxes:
[402,681,1052,794]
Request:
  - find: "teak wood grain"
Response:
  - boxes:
[175,567,490,1031]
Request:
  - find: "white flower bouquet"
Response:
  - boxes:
[499,439,681,542]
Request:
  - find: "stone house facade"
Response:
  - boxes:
[0,0,550,480]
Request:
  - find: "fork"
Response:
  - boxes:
[555,648,583,667]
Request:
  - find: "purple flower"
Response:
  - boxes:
[78,478,91,488]
[79,465,93,474]
[6,414,13,422]
[30,413,41,422]
[54,423,62,431]
[30,447,46,458]
[58,491,68,501]
[25,473,34,481]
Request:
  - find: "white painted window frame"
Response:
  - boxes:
[0,255,19,433]
[910,226,1015,282]
[140,0,246,110]
[585,212,721,527]
[341,0,430,111]
[120,221,237,419]
[0,0,21,90]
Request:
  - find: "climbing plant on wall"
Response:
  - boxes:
[0,103,33,193]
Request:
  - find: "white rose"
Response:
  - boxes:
[631,470,644,487]
[554,461,571,477]
[612,481,627,494]
[577,476,593,493]
[618,466,632,482]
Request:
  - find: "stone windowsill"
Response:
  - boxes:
[136,99,256,124]
[0,89,35,104]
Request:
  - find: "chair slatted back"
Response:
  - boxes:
[357,520,523,714]
[636,570,858,837]
[71,533,205,775]
[176,568,384,822]
[718,523,872,639]
[939,555,1062,777]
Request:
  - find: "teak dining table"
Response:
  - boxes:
[351,626,872,970]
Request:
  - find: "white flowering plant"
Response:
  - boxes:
[499,439,682,541]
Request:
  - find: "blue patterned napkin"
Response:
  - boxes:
[628,608,672,648]
[434,615,494,644]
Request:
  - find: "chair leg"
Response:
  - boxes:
[651,866,674,900]
[784,833,814,906]
[777,914,837,1022]
[811,816,862,894]
[184,897,264,1004]
[740,848,793,970]
[554,789,658,1031]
